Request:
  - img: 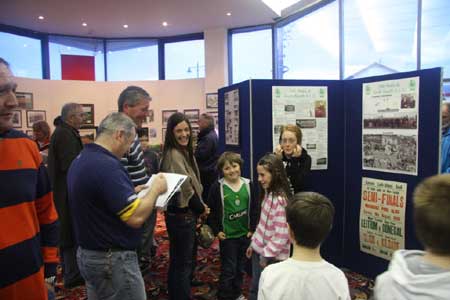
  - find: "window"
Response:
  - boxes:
[49,36,105,80]
[106,39,158,81]
[421,0,450,79]
[164,39,205,80]
[343,0,418,79]
[0,32,42,78]
[231,27,273,83]
[276,1,339,79]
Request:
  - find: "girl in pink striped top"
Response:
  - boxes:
[246,153,293,300]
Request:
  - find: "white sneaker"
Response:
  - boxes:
[235,295,246,300]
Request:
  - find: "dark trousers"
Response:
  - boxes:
[137,210,157,260]
[218,236,250,300]
[61,246,83,288]
[165,212,197,300]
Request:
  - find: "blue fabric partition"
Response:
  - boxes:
[217,67,441,278]
[250,79,346,266]
[219,79,346,266]
[218,81,252,177]
[343,68,442,278]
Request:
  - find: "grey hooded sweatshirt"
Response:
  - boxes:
[373,250,450,300]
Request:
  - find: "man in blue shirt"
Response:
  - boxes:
[442,102,450,173]
[68,112,167,300]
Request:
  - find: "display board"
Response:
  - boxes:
[217,68,441,278]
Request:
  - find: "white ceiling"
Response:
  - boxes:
[0,0,279,38]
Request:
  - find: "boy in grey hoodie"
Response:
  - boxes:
[373,174,450,300]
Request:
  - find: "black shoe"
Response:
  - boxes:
[64,276,85,289]
[139,260,151,275]
[191,278,204,286]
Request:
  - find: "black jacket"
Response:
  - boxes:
[207,178,260,236]
[195,126,219,177]
[282,148,312,193]
[47,121,83,248]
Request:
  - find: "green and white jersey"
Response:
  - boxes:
[222,182,249,238]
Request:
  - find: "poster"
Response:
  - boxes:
[362,77,419,175]
[359,177,407,260]
[225,89,240,145]
[272,86,328,170]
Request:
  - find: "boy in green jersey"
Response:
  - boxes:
[207,152,259,300]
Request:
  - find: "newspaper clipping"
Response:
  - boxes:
[272,86,328,170]
[362,77,419,175]
[359,177,407,260]
[225,89,240,146]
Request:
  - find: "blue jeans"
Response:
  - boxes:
[76,247,145,300]
[218,236,250,300]
[249,252,263,300]
[165,212,196,300]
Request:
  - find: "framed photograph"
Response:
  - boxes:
[26,130,34,138]
[26,110,46,128]
[209,111,219,129]
[149,128,157,138]
[12,110,22,128]
[184,109,200,125]
[148,109,154,123]
[16,92,33,110]
[162,110,177,127]
[137,127,149,143]
[162,128,167,143]
[191,126,199,147]
[81,104,95,128]
[206,93,218,109]
[79,127,97,144]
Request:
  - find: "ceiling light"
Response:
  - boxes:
[261,0,301,15]
[23,44,28,47]
[162,22,168,27]
[226,12,231,16]
[38,16,44,20]
[123,24,128,28]
[82,22,87,27]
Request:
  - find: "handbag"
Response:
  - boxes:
[197,223,215,248]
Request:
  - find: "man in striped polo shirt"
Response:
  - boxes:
[118,86,156,273]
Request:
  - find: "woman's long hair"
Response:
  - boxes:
[257,153,293,202]
[162,112,195,167]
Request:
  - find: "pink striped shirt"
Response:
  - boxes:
[250,192,290,260]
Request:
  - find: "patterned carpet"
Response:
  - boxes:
[55,212,374,300]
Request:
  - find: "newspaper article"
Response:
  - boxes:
[272,86,328,170]
[362,77,419,175]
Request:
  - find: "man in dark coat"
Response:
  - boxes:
[195,113,219,203]
[47,103,84,288]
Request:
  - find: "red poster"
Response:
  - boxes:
[61,54,95,81]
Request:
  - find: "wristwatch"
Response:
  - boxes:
[45,275,56,285]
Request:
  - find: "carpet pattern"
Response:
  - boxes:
[55,212,374,299]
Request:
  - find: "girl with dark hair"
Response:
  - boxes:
[160,112,209,300]
[246,153,292,300]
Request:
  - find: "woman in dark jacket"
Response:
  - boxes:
[275,124,312,193]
